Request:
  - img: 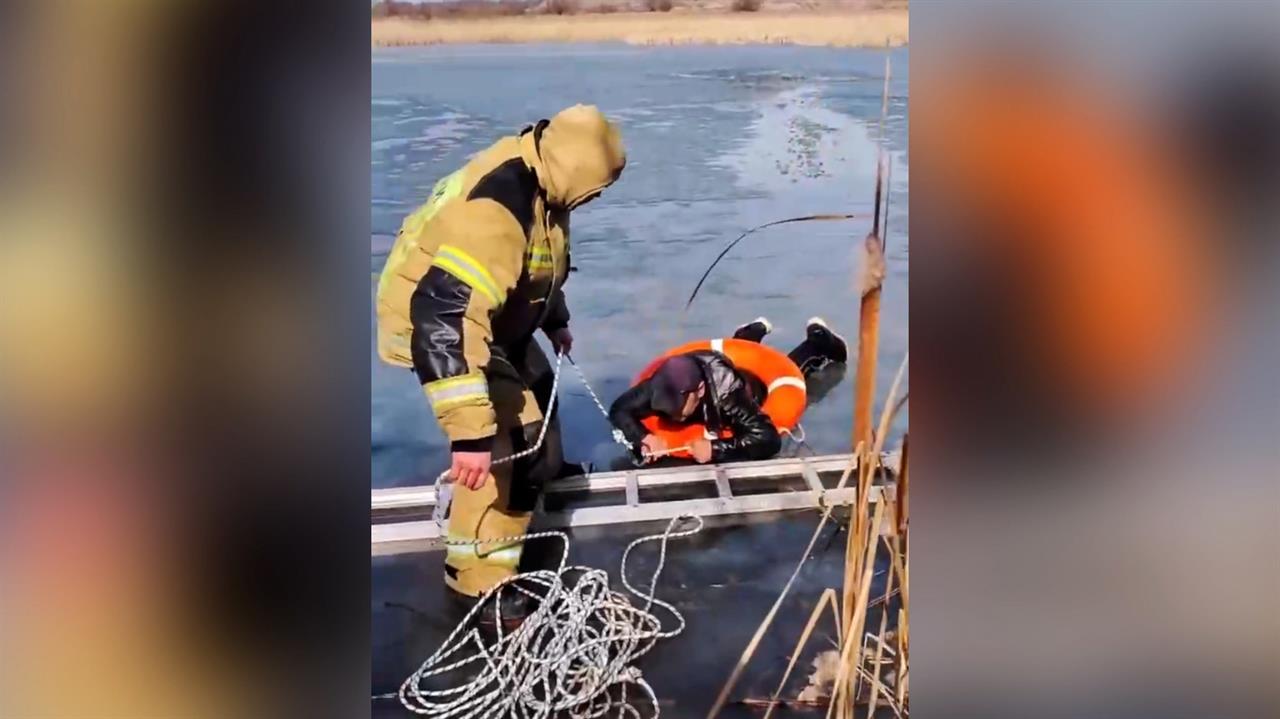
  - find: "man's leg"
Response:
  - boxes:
[443,368,544,598]
[517,340,573,481]
[789,317,850,377]
[732,316,773,343]
[442,424,531,597]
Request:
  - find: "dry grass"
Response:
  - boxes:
[371,10,908,47]
[543,0,581,15]
[373,0,533,20]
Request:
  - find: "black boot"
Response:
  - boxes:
[732,316,773,343]
[448,584,538,634]
[475,589,537,634]
[805,316,848,363]
[551,460,592,481]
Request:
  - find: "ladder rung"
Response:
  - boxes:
[714,466,732,499]
[800,460,824,494]
[625,470,640,507]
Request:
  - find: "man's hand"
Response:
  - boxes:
[449,450,492,490]
[547,327,574,356]
[689,438,714,464]
[639,434,667,464]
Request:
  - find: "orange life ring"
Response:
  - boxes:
[632,338,806,459]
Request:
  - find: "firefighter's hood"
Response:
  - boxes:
[520,104,626,209]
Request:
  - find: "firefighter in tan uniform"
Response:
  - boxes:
[376,105,625,613]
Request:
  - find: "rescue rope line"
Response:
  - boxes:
[567,356,696,462]
[684,213,870,311]
[384,515,704,718]
[429,350,557,525]
[565,355,640,456]
[431,350,636,526]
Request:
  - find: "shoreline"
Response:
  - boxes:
[371,10,908,48]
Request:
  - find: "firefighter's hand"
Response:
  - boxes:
[547,327,574,356]
[640,434,667,463]
[450,451,492,490]
[689,438,714,464]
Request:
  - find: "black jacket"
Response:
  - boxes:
[609,350,782,463]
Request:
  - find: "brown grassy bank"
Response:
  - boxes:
[371,10,908,48]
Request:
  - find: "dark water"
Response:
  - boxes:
[371,44,908,716]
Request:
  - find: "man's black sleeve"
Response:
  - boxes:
[711,386,781,462]
[609,381,656,448]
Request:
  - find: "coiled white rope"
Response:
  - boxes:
[384,515,704,718]
[383,353,702,717]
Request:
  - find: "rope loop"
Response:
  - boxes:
[388,515,704,718]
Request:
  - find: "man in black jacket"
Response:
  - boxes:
[609,317,848,464]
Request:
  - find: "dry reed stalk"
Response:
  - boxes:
[762,588,842,719]
[741,359,908,717]
[863,523,899,699]
[840,449,869,631]
[868,587,900,609]
[832,498,885,716]
[896,432,909,536]
[848,631,905,719]
[896,608,908,708]
[740,697,829,709]
[888,535,907,617]
[705,450,863,719]
[840,361,905,716]
[847,53,894,645]
[852,663,907,719]
[845,352,908,631]
[852,231,885,447]
[865,542,896,717]
[891,432,909,709]
[853,51,892,448]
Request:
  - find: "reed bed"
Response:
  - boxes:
[371,11,908,47]
[710,51,908,718]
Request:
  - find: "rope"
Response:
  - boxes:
[684,213,869,311]
[432,351,635,526]
[383,515,704,718]
[566,355,637,456]
[781,422,806,444]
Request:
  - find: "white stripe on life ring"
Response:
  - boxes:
[710,338,725,353]
[768,376,807,394]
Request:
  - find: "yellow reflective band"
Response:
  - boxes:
[527,247,556,270]
[424,374,488,412]
[445,537,523,568]
[426,393,487,413]
[479,545,523,567]
[433,245,502,305]
[427,373,486,391]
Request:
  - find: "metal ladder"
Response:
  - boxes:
[371,452,898,556]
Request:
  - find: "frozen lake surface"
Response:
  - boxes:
[371,43,908,717]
